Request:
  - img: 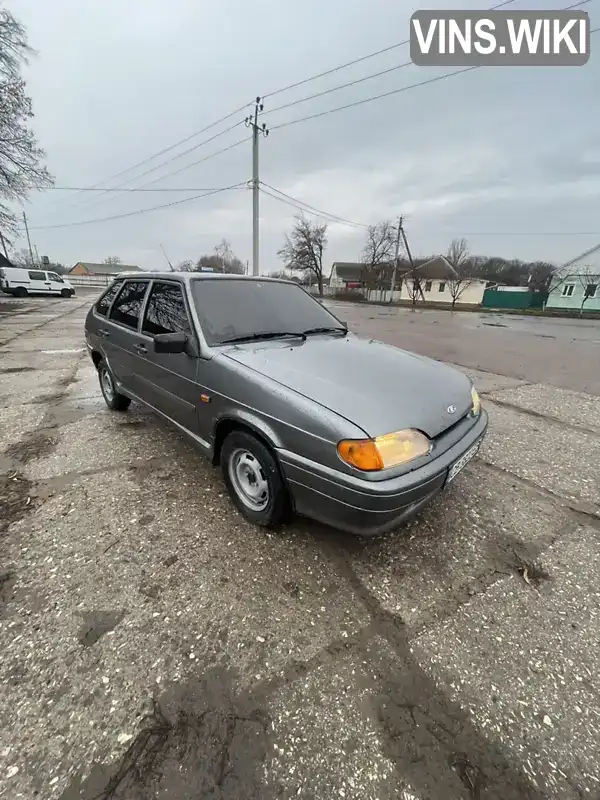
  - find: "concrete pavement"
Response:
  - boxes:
[0,293,599,799]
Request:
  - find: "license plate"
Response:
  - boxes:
[447,440,481,483]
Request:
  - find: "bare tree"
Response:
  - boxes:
[361,221,395,290]
[196,240,245,274]
[0,10,53,244]
[278,216,328,296]
[445,238,478,309]
[176,259,194,272]
[574,265,600,315]
[104,256,122,266]
[11,247,35,268]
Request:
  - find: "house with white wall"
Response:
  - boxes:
[545,245,600,313]
[402,257,487,306]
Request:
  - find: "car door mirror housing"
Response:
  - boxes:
[153,332,188,354]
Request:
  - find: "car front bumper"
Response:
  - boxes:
[277,409,489,536]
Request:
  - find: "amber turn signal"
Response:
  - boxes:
[337,429,430,472]
[471,386,480,416]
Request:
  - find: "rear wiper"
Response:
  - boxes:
[302,326,348,336]
[220,331,307,344]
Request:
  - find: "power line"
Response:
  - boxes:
[259,184,366,228]
[86,120,245,198]
[41,185,244,193]
[269,0,591,131]
[262,0,517,101]
[264,60,412,117]
[29,184,246,231]
[133,136,250,190]
[44,0,520,208]
[270,66,479,131]
[55,103,251,208]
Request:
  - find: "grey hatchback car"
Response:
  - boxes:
[85,273,488,535]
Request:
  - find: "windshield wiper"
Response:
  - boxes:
[220,331,307,344]
[302,326,348,336]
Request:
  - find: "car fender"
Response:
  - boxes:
[212,407,283,450]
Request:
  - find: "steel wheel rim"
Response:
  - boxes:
[228,448,269,511]
[101,368,115,402]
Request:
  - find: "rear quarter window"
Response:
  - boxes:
[95,282,121,317]
[28,270,46,281]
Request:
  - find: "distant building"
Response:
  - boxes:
[69,262,141,277]
[329,262,364,288]
[545,247,600,313]
[329,256,487,305]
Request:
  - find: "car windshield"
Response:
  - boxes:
[190,279,345,346]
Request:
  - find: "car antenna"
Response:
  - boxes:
[159,243,174,271]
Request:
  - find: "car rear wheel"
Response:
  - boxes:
[15,287,27,297]
[98,360,131,411]
[221,430,290,527]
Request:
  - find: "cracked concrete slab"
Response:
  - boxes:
[481,403,600,509]
[488,383,600,434]
[414,525,600,798]
[344,462,575,631]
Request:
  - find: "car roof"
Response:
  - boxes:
[113,271,295,285]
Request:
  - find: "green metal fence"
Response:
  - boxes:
[482,289,547,310]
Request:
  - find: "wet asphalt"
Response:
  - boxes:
[0,292,599,799]
[324,301,600,396]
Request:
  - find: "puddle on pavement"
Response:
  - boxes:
[0,366,36,374]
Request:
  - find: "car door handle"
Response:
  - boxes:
[133,343,147,354]
[98,328,110,339]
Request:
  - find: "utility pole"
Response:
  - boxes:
[389,215,403,303]
[34,245,41,266]
[22,211,35,266]
[399,218,425,303]
[245,98,269,276]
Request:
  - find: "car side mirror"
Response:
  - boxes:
[153,331,188,354]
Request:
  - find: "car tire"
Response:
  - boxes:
[97,360,131,411]
[60,288,72,298]
[221,430,290,527]
[15,287,27,297]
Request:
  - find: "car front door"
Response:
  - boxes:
[136,280,200,434]
[47,272,65,293]
[103,280,150,396]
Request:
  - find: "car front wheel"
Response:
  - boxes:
[221,430,290,527]
[60,288,73,298]
[98,360,131,411]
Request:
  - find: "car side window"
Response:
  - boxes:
[109,281,149,330]
[142,282,192,337]
[96,282,121,317]
[28,270,46,281]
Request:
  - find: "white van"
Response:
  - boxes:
[0,267,75,298]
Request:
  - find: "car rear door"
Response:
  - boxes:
[136,280,200,434]
[102,279,150,396]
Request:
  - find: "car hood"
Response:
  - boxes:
[223,334,473,438]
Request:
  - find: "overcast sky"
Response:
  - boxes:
[9,0,600,273]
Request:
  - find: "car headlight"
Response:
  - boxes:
[337,429,430,471]
[471,386,481,416]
